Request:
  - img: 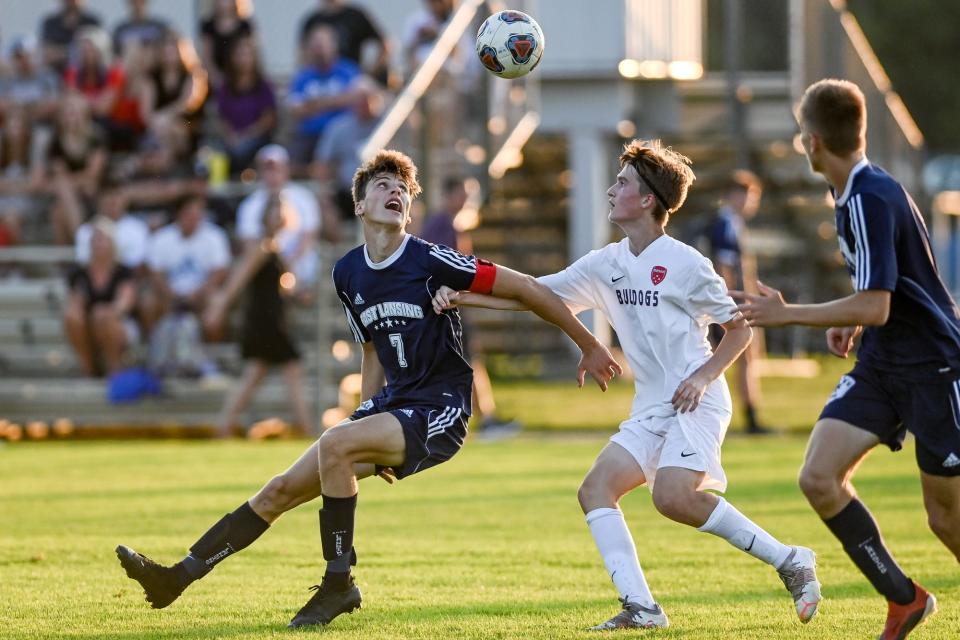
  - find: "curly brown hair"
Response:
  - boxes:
[619,139,695,224]
[351,149,423,208]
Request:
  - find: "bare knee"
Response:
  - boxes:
[318,427,351,468]
[651,485,694,523]
[798,463,842,506]
[63,303,87,328]
[577,473,619,513]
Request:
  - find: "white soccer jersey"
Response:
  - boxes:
[539,235,738,420]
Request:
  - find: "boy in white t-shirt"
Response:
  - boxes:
[433,140,821,631]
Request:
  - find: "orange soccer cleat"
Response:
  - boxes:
[878,581,937,640]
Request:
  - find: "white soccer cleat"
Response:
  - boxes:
[777,546,822,623]
[589,599,669,631]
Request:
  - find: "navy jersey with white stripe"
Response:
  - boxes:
[834,159,960,371]
[332,234,495,413]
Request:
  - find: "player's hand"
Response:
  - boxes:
[377,467,397,484]
[729,281,790,327]
[577,342,623,392]
[672,371,709,413]
[826,326,861,358]
[432,285,462,314]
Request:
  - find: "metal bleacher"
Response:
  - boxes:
[0,243,362,433]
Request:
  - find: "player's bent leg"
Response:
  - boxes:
[649,467,717,526]
[117,434,378,610]
[290,415,406,629]
[652,467,820,623]
[317,414,406,496]
[578,444,667,629]
[801,420,918,615]
[920,472,960,562]
[798,418,878,517]
[578,443,647,512]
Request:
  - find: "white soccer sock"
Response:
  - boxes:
[697,497,792,568]
[585,507,655,608]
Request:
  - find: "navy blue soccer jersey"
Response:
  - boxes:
[332,234,496,413]
[834,158,960,371]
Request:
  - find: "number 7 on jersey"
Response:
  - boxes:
[388,333,408,368]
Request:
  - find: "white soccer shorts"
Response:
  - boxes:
[610,400,731,493]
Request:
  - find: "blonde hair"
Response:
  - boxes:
[619,139,695,223]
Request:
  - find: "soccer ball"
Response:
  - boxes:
[475,10,545,79]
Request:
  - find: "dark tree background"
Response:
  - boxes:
[848,0,960,153]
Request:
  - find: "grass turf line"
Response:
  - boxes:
[0,435,957,639]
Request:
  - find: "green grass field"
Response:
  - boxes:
[494,355,853,432]
[1,435,957,639]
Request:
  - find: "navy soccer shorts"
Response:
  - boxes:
[350,399,469,480]
[819,361,960,476]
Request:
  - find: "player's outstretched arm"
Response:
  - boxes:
[432,286,527,314]
[489,265,623,391]
[730,281,890,327]
[672,312,752,413]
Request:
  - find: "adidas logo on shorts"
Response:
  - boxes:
[354,293,365,305]
[943,453,960,468]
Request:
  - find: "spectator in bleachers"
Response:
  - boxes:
[48,95,108,244]
[74,183,149,271]
[63,217,137,377]
[403,0,475,78]
[237,144,324,300]
[215,36,276,177]
[286,24,362,167]
[112,0,169,56]
[298,0,391,87]
[39,0,101,74]
[311,81,383,224]
[205,194,312,437]
[0,108,45,247]
[145,194,230,341]
[403,0,480,146]
[140,32,208,158]
[64,26,123,120]
[0,36,62,129]
[113,134,208,232]
[103,39,152,152]
[199,0,255,89]
[62,24,148,153]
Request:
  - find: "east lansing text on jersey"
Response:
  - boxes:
[359,301,425,327]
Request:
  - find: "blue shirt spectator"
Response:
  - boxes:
[287,24,361,165]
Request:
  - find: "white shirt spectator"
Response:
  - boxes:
[147,220,231,297]
[236,183,320,285]
[76,216,149,269]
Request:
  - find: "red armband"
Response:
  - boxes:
[468,258,497,294]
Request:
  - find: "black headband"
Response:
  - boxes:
[632,162,670,212]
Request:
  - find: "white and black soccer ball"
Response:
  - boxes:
[475,10,545,79]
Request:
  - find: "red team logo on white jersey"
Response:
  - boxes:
[651,266,667,285]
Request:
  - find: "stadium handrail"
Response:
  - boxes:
[359,0,487,161]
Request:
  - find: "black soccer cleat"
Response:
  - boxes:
[115,545,186,609]
[287,575,362,628]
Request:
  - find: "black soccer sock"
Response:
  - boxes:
[823,498,916,604]
[320,494,357,578]
[176,501,270,583]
